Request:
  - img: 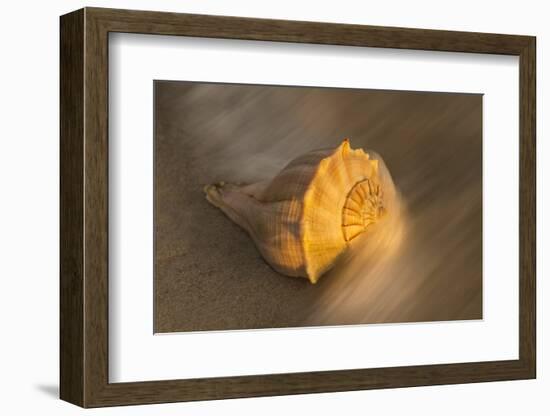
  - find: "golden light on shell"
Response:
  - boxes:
[204,139,396,283]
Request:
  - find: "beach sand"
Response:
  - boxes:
[153,81,482,332]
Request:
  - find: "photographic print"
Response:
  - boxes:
[154,81,482,333]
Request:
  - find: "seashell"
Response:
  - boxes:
[204,139,389,284]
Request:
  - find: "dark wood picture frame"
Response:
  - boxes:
[60,7,536,408]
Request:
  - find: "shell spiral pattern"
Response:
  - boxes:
[204,139,393,283]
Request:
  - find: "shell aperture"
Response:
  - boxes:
[204,139,390,283]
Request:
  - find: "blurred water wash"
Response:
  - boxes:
[154,81,482,332]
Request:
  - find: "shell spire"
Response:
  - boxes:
[204,139,389,283]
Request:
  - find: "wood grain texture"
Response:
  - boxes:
[59,8,84,406]
[519,38,536,375]
[59,7,537,408]
[83,9,110,406]
[90,7,531,54]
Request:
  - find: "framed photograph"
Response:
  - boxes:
[60,7,536,407]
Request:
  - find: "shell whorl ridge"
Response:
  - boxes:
[341,178,385,242]
[204,139,392,284]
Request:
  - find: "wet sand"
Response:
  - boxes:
[154,81,482,332]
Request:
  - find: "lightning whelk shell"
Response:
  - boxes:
[204,139,388,283]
